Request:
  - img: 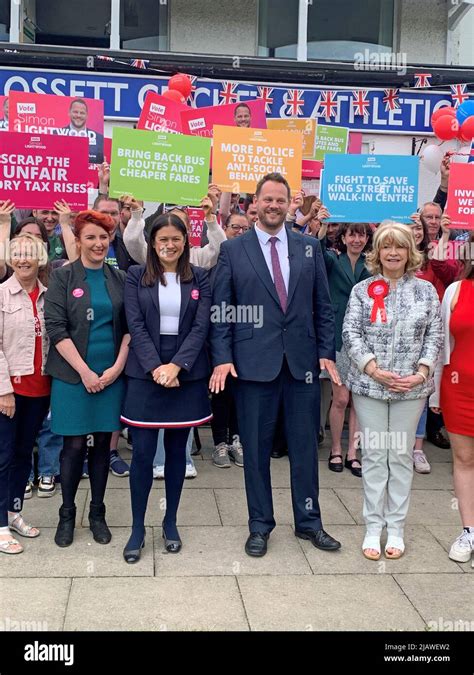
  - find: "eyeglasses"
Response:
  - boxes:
[230,225,249,231]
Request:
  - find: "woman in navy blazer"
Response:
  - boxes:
[121,214,212,563]
[318,214,372,477]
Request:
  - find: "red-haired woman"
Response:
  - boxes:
[45,210,130,548]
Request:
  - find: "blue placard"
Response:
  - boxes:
[0,66,458,133]
[320,154,419,223]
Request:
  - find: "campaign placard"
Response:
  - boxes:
[109,127,211,205]
[445,163,474,230]
[8,91,104,164]
[212,125,303,194]
[320,154,419,223]
[267,118,317,158]
[181,99,267,138]
[314,125,349,161]
[0,131,89,209]
[137,92,189,134]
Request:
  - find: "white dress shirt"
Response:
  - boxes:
[159,273,181,335]
[254,223,290,293]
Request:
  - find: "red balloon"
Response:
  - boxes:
[433,115,459,140]
[168,73,192,99]
[162,89,186,104]
[430,107,456,127]
[460,116,474,141]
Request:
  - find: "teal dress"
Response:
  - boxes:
[51,267,125,435]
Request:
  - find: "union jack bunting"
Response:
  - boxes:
[318,91,338,120]
[351,90,370,118]
[469,141,474,163]
[450,84,470,108]
[285,89,305,116]
[129,59,150,70]
[257,86,275,114]
[219,81,238,105]
[96,55,114,62]
[383,88,400,112]
[187,75,198,105]
[414,73,432,88]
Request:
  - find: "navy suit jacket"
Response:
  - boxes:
[210,226,335,382]
[124,264,211,382]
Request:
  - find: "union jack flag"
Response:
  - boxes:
[414,73,432,88]
[97,55,114,62]
[129,59,150,70]
[318,91,338,120]
[219,82,238,105]
[187,75,198,106]
[257,86,275,114]
[285,89,305,116]
[450,84,470,108]
[383,88,400,112]
[469,141,474,163]
[351,90,370,118]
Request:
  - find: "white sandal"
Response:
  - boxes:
[385,535,405,559]
[362,534,381,560]
[0,535,24,554]
[8,513,40,538]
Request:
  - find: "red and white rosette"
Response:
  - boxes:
[368,279,389,323]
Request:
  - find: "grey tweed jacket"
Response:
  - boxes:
[342,274,443,401]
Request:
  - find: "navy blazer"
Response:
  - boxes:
[124,264,211,381]
[210,226,335,382]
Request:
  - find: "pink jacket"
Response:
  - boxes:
[0,275,49,396]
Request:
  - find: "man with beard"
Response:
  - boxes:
[61,98,104,164]
[209,172,341,557]
[233,103,252,128]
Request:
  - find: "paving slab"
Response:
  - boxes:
[21,490,88,528]
[394,574,474,628]
[0,528,154,578]
[426,524,473,570]
[64,577,249,631]
[298,525,462,575]
[214,487,355,526]
[0,578,71,631]
[238,575,426,631]
[334,488,460,525]
[152,525,312,577]
[82,488,221,527]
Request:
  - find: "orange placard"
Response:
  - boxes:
[267,118,317,158]
[212,125,303,194]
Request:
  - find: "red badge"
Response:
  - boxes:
[72,288,84,298]
[368,280,389,323]
[191,289,199,300]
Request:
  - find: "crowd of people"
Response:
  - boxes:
[0,151,472,567]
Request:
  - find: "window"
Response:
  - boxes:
[307,0,394,61]
[258,0,298,59]
[120,0,168,51]
[33,0,111,48]
[0,0,9,42]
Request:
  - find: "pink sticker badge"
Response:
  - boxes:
[191,289,200,300]
[72,288,84,298]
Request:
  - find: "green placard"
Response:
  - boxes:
[314,125,349,162]
[109,127,211,205]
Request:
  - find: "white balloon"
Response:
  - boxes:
[421,144,444,173]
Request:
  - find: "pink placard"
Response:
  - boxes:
[137,92,189,134]
[445,163,474,230]
[9,91,104,164]
[87,136,112,190]
[181,99,267,138]
[0,131,89,209]
[348,132,363,155]
[302,159,323,179]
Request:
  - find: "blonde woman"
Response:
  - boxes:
[342,222,442,560]
[0,234,50,554]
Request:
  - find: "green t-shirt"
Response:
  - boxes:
[48,233,65,262]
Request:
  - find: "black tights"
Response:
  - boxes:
[60,433,112,509]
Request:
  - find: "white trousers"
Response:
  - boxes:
[352,395,426,538]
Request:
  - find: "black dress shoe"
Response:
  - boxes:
[271,448,288,459]
[427,431,451,449]
[162,530,182,553]
[295,528,341,551]
[344,456,362,478]
[328,453,343,473]
[245,532,269,557]
[123,538,145,564]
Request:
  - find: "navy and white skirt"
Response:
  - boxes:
[121,335,212,429]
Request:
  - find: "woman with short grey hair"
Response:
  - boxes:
[342,222,443,561]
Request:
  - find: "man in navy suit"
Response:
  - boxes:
[210,172,342,557]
